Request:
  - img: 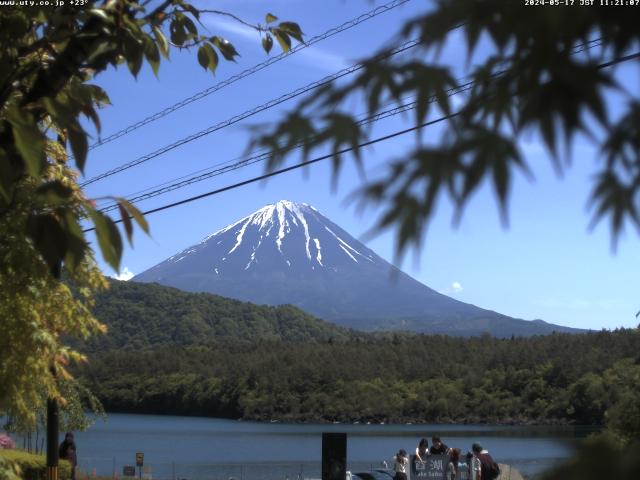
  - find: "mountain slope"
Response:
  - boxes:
[88,280,355,351]
[134,200,581,337]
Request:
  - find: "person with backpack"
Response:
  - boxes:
[471,442,500,480]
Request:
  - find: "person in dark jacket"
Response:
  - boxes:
[429,435,450,455]
[59,432,77,480]
[472,442,500,480]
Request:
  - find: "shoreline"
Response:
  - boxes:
[92,409,600,430]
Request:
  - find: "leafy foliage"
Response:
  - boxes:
[0,450,71,480]
[2,379,105,454]
[251,1,640,257]
[78,328,640,425]
[0,163,107,424]
[86,280,357,350]
[0,2,300,273]
[542,436,640,480]
[0,1,301,425]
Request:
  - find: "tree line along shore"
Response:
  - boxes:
[78,328,640,430]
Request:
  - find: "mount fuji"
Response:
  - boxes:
[133,200,579,336]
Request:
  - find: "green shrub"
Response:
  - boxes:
[0,450,71,480]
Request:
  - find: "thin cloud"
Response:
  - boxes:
[206,16,261,41]
[205,16,348,71]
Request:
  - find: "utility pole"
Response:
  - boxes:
[46,395,59,480]
[47,261,61,480]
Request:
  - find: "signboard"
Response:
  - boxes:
[136,453,144,467]
[411,455,448,480]
[123,466,136,477]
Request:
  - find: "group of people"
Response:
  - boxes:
[393,436,500,480]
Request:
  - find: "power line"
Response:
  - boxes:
[81,40,420,187]
[83,48,638,231]
[87,36,604,196]
[93,92,426,210]
[82,0,412,154]
[92,94,423,207]
[97,83,474,213]
[84,110,459,233]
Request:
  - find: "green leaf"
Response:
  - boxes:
[0,148,14,203]
[277,22,303,43]
[84,38,117,68]
[128,50,144,78]
[153,26,170,58]
[118,203,134,245]
[197,44,209,70]
[182,16,198,38]
[26,213,68,273]
[198,42,218,72]
[170,17,187,45]
[262,34,273,54]
[88,209,123,272]
[88,8,111,23]
[272,29,291,53]
[42,97,74,127]
[117,198,149,235]
[143,34,161,76]
[61,210,88,272]
[67,123,88,173]
[212,36,239,61]
[265,13,278,24]
[6,105,46,177]
[35,181,73,204]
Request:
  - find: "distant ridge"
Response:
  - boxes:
[89,280,355,351]
[134,200,583,337]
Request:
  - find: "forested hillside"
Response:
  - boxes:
[88,280,357,350]
[79,329,640,426]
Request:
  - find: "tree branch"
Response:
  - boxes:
[197,10,264,32]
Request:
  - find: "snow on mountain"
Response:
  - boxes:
[141,200,377,278]
[133,200,581,336]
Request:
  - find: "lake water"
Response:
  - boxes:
[71,414,594,480]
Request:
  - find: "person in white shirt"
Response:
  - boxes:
[415,438,429,463]
[471,444,482,480]
[394,449,409,480]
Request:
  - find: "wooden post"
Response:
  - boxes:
[46,396,59,480]
[47,261,61,480]
[322,433,346,480]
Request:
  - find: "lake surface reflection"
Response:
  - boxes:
[73,414,595,480]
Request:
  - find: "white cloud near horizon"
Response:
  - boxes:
[439,281,464,295]
[113,267,134,281]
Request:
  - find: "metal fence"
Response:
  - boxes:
[76,459,387,480]
[75,458,528,480]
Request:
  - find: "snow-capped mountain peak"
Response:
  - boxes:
[133,201,581,337]
[182,200,374,273]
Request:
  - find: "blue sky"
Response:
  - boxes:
[82,0,639,331]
